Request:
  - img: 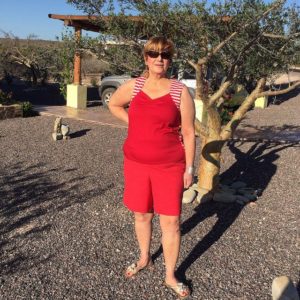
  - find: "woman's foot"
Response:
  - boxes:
[124,258,154,278]
[164,281,190,299]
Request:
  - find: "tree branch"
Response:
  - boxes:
[220,77,266,140]
[262,32,300,40]
[258,81,300,97]
[205,0,283,62]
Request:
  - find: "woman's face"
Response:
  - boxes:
[145,48,171,76]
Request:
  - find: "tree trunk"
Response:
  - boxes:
[30,65,38,86]
[197,105,224,192]
[198,137,224,191]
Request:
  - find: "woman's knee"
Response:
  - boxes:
[134,212,154,223]
[160,215,180,232]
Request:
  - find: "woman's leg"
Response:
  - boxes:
[134,212,154,266]
[159,214,181,285]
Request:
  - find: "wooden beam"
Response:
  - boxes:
[74,27,81,85]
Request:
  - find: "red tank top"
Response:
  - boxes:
[123,77,185,164]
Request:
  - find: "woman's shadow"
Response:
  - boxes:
[152,140,298,286]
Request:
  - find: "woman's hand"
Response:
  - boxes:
[183,171,193,189]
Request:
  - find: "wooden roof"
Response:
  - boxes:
[48,14,142,33]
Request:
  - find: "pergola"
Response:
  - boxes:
[49,14,142,85]
[49,14,143,108]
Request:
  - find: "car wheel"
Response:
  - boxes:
[101,87,116,108]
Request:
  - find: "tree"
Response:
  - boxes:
[0,32,64,85]
[67,0,300,194]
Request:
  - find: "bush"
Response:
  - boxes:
[22,101,37,117]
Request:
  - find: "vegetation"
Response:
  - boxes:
[68,0,300,193]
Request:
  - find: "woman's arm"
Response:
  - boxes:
[180,85,196,188]
[108,79,136,124]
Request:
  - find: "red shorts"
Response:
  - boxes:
[123,157,185,216]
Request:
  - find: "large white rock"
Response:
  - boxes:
[272,276,299,300]
[182,189,197,204]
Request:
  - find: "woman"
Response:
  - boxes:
[109,36,195,299]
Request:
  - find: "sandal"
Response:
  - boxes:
[124,259,154,278]
[164,282,190,299]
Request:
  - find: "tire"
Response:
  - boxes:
[101,87,116,108]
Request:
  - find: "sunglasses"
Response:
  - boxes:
[146,50,172,60]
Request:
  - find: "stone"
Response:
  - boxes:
[189,183,199,192]
[243,193,258,201]
[272,276,299,300]
[52,132,63,141]
[182,189,197,204]
[231,181,247,189]
[213,192,236,203]
[236,199,245,205]
[235,195,250,204]
[54,117,62,134]
[237,187,256,195]
[0,104,23,120]
[61,124,70,139]
[218,185,236,194]
[197,192,213,204]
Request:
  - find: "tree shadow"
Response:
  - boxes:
[221,140,299,189]
[0,161,114,276]
[234,124,300,144]
[69,129,91,139]
[152,140,299,289]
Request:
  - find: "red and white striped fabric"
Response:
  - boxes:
[170,79,184,110]
[131,77,184,109]
[131,77,146,100]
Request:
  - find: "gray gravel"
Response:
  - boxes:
[0,94,299,300]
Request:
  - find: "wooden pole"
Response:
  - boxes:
[74,27,81,85]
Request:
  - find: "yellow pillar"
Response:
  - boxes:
[67,27,87,109]
[254,96,268,108]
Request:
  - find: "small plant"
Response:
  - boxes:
[22,101,36,117]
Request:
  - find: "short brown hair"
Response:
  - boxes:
[143,36,175,59]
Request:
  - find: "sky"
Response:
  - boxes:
[0,0,298,41]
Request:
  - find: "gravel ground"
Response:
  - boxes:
[0,94,299,300]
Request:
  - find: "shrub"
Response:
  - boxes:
[22,101,37,117]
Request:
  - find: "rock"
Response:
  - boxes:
[235,195,250,204]
[236,199,245,205]
[272,276,299,300]
[243,193,258,201]
[197,186,210,196]
[189,183,199,192]
[218,185,236,194]
[237,187,256,195]
[221,178,232,185]
[196,192,213,204]
[231,181,247,189]
[182,189,197,204]
[61,124,70,136]
[213,192,236,203]
[52,132,63,141]
[54,117,62,133]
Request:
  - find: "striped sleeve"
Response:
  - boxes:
[131,77,146,100]
[170,79,184,110]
